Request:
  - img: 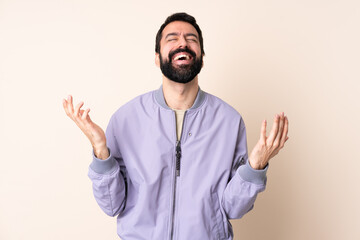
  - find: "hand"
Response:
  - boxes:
[62,95,109,159]
[249,112,289,170]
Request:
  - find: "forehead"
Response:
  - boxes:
[162,21,199,38]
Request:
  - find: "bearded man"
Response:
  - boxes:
[63,12,289,240]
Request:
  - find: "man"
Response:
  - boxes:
[63,12,289,240]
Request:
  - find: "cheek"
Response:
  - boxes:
[160,45,170,56]
[193,45,202,55]
[187,43,201,55]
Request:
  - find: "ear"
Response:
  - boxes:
[155,53,160,67]
[201,53,205,68]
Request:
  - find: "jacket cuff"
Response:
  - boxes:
[90,148,118,174]
[237,161,268,185]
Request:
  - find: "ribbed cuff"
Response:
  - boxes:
[90,149,118,174]
[238,161,268,185]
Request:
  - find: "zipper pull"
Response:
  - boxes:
[176,141,182,177]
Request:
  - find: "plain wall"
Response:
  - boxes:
[1,0,359,239]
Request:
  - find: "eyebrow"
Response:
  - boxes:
[165,32,199,39]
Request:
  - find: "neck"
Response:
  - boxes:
[162,76,199,110]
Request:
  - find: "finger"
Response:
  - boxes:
[282,115,288,137]
[260,120,267,144]
[270,136,289,159]
[62,99,70,115]
[74,101,84,119]
[79,109,85,119]
[267,114,280,145]
[81,108,91,121]
[67,95,74,115]
[279,116,289,148]
[273,112,285,148]
[269,149,279,159]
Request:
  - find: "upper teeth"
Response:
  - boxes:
[174,54,190,61]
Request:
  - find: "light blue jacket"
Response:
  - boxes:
[88,86,268,240]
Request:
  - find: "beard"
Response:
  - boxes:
[159,47,203,84]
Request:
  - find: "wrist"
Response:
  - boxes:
[249,159,266,170]
[93,145,109,160]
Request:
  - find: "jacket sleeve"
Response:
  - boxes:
[221,117,268,219]
[87,115,127,217]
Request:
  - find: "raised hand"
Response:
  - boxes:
[62,95,109,160]
[249,112,289,170]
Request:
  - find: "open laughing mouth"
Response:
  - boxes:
[172,52,194,65]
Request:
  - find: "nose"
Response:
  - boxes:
[177,35,188,49]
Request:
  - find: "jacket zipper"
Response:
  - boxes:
[170,111,186,240]
[175,141,182,177]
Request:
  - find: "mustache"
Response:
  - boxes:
[168,47,196,61]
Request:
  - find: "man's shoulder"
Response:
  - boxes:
[204,91,242,119]
[125,90,155,106]
[111,90,156,118]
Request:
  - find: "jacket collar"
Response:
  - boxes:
[155,85,206,110]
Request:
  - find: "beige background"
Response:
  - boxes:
[1,0,359,239]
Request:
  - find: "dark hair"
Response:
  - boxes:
[155,12,205,55]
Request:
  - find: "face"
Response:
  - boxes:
[156,21,203,84]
